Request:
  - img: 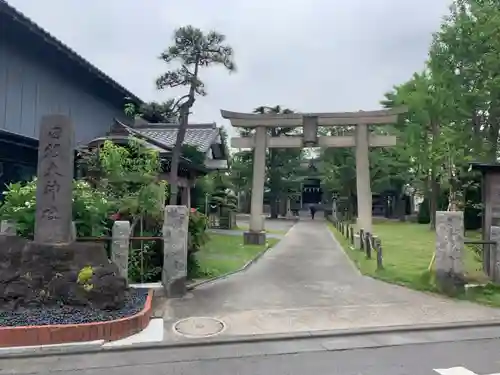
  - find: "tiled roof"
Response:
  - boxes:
[132,123,220,153]
[1,0,142,105]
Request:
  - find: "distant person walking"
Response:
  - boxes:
[309,203,317,220]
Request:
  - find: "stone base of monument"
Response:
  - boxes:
[164,276,187,298]
[0,236,153,348]
[243,231,266,245]
[435,269,466,297]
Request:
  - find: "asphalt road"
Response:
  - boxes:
[4,329,500,375]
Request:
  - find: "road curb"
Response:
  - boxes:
[0,340,105,358]
[4,318,500,359]
[326,224,363,276]
[121,319,500,351]
[186,245,272,291]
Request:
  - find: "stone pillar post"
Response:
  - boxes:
[34,115,75,245]
[332,199,338,221]
[435,211,465,295]
[111,220,131,282]
[0,220,16,236]
[162,205,189,297]
[355,123,372,233]
[245,126,267,245]
[490,226,500,282]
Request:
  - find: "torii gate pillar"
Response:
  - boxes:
[355,123,372,232]
[244,126,267,245]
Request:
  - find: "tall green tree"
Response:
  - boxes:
[156,26,236,204]
[429,0,500,161]
[381,72,446,228]
[319,0,500,231]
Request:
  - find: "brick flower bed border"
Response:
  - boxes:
[0,289,153,348]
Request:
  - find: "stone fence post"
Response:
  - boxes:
[435,211,465,296]
[162,205,189,298]
[0,220,16,236]
[111,221,131,283]
[490,226,500,282]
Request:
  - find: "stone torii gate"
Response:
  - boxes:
[221,107,407,244]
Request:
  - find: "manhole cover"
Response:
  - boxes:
[173,317,226,338]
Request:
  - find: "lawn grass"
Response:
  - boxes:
[328,220,500,306]
[193,233,280,279]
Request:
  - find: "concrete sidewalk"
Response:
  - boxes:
[161,220,500,340]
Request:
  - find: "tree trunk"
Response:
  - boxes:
[168,61,199,206]
[471,109,483,157]
[168,108,188,205]
[429,118,439,230]
[397,194,406,221]
[429,173,440,230]
[270,194,279,219]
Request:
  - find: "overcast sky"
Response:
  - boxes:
[8,0,451,135]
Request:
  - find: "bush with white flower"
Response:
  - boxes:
[0,178,115,238]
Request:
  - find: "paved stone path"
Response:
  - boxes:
[163,219,500,340]
[207,228,285,239]
[207,218,296,239]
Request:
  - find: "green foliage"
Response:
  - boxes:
[0,179,113,238]
[138,100,178,123]
[124,99,178,123]
[1,135,208,283]
[181,145,206,166]
[155,25,236,205]
[321,0,500,222]
[128,229,163,283]
[188,209,209,254]
[191,174,215,212]
[127,211,209,283]
[77,266,94,284]
[156,26,236,94]
[87,139,166,230]
[374,0,500,229]
[77,266,94,291]
[210,178,236,211]
[207,173,237,228]
[229,150,253,192]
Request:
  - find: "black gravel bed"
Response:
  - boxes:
[0,288,149,327]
